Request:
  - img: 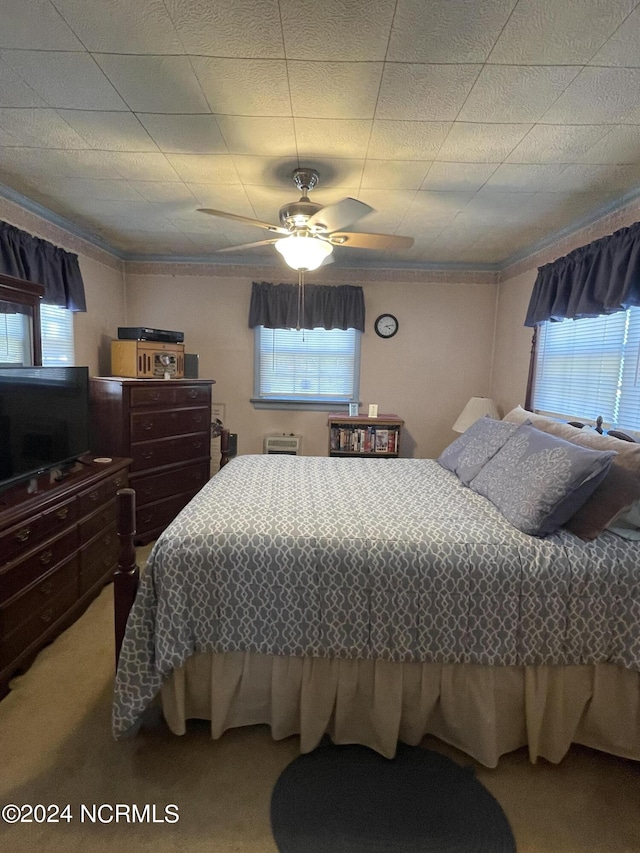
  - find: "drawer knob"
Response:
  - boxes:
[40,608,54,624]
[56,507,69,519]
[40,581,54,597]
[16,527,31,542]
[141,449,154,459]
[114,477,124,487]
[40,549,53,565]
[147,391,160,401]
[89,490,99,502]
[188,389,198,398]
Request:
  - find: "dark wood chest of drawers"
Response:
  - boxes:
[89,378,215,544]
[0,456,129,699]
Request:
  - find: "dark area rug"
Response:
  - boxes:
[270,742,516,853]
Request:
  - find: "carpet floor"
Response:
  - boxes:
[1,573,639,852]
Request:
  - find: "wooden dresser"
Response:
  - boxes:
[0,456,129,699]
[89,378,215,544]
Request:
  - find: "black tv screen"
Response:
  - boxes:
[0,366,90,489]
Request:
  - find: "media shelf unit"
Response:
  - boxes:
[0,456,130,700]
[328,413,404,458]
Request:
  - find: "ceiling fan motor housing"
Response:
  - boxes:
[279,199,323,231]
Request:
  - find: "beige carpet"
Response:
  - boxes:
[1,573,639,852]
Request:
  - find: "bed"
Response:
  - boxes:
[112,420,640,768]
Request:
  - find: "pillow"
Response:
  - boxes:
[436,417,519,486]
[608,500,640,540]
[502,407,640,539]
[469,423,617,537]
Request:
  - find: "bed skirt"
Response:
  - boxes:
[160,653,640,767]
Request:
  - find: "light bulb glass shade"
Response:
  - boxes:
[452,396,499,433]
[275,234,333,271]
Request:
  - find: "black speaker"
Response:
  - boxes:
[228,432,237,457]
[184,353,199,378]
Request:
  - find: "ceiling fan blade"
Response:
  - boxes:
[198,208,289,235]
[307,198,373,233]
[214,238,281,253]
[327,232,414,250]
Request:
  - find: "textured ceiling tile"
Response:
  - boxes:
[0,0,85,49]
[506,124,613,163]
[136,114,227,154]
[40,149,136,179]
[57,110,158,152]
[387,0,516,62]
[279,0,397,61]
[488,0,636,64]
[576,126,640,165]
[361,160,430,190]
[103,152,183,182]
[458,65,580,123]
[461,189,539,223]
[95,55,209,113]
[589,4,640,66]
[484,163,569,192]
[191,58,290,117]
[421,162,499,192]
[183,184,255,217]
[165,0,284,58]
[52,0,184,53]
[231,156,364,189]
[288,62,383,119]
[437,123,532,162]
[131,181,198,204]
[215,116,296,157]
[294,119,372,159]
[0,108,90,148]
[541,67,640,124]
[376,64,481,121]
[163,153,240,184]
[553,163,640,194]
[1,51,128,110]
[0,57,47,107]
[403,190,475,224]
[367,121,451,160]
[38,176,144,201]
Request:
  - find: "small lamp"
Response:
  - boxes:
[452,397,499,433]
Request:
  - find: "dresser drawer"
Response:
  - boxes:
[136,489,201,538]
[130,406,209,442]
[0,561,78,670]
[130,432,209,472]
[76,470,127,517]
[0,555,78,640]
[78,498,115,544]
[131,461,210,507]
[0,526,78,605]
[79,522,118,595]
[0,496,77,567]
[129,384,210,408]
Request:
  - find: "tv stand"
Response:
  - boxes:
[0,455,130,700]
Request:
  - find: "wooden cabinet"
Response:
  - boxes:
[0,456,129,699]
[328,413,404,457]
[90,378,215,544]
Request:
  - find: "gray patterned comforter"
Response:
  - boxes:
[113,455,640,737]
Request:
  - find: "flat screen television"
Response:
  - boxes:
[0,365,90,490]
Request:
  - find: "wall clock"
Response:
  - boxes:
[374,313,399,339]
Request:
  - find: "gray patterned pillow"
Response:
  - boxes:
[469,423,617,536]
[437,417,519,486]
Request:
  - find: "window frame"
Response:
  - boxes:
[251,325,362,412]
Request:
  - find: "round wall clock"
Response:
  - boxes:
[374,313,399,339]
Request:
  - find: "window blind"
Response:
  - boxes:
[533,307,640,430]
[0,304,74,366]
[254,326,359,404]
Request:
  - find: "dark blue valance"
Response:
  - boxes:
[0,221,87,312]
[248,281,365,332]
[525,221,640,327]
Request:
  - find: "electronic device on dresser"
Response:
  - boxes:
[117,327,184,344]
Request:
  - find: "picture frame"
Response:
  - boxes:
[349,403,359,416]
[368,403,379,418]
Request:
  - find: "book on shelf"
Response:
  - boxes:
[375,429,389,452]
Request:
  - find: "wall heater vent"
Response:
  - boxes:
[264,434,302,455]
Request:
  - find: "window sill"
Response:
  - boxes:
[251,399,356,412]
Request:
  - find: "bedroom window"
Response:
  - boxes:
[252,325,361,410]
[532,306,640,430]
[0,305,74,366]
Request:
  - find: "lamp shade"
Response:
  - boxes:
[452,397,499,433]
[275,234,333,271]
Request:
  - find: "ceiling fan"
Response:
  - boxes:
[197,167,414,272]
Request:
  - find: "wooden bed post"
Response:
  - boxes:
[114,488,139,667]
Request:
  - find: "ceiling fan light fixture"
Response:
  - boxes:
[275,234,333,271]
